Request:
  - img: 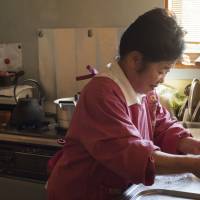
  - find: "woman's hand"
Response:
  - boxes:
[191,155,200,178]
[152,150,200,179]
[178,137,200,155]
[176,137,200,178]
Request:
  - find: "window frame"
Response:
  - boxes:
[164,0,200,68]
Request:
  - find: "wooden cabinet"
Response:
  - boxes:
[0,176,46,200]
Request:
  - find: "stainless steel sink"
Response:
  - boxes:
[183,121,200,129]
[128,189,200,200]
[121,173,200,200]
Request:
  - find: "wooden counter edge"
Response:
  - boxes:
[0,133,61,147]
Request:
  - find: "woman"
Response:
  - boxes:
[47,8,200,200]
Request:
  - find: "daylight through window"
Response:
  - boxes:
[167,0,200,54]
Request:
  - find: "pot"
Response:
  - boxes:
[0,70,24,87]
[10,79,45,129]
[54,97,77,128]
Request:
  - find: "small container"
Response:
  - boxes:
[54,97,76,128]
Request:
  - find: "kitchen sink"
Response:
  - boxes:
[124,189,200,200]
[183,121,200,129]
[121,173,200,200]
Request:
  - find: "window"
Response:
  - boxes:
[166,0,200,66]
[168,0,200,43]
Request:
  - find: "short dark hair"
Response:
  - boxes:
[119,8,185,62]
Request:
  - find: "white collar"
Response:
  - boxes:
[97,61,145,106]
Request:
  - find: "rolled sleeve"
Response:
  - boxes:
[145,154,156,185]
[154,104,192,154]
[87,136,159,185]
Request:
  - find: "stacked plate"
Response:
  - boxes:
[188,79,200,122]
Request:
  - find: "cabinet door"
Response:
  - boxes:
[53,29,77,98]
[39,28,77,99]
[76,28,96,92]
[95,28,120,68]
[76,28,121,92]
[0,176,46,200]
[38,27,123,101]
[38,29,57,100]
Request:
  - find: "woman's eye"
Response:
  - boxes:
[159,70,169,75]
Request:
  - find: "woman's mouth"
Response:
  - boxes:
[150,84,158,89]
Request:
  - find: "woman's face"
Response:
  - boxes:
[129,60,175,94]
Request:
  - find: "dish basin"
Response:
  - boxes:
[121,173,200,200]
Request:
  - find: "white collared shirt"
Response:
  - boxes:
[97,61,145,106]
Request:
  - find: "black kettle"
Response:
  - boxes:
[10,79,45,129]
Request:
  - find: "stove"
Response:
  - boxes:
[0,122,65,182]
[0,123,66,139]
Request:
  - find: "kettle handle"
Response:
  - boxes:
[14,79,45,104]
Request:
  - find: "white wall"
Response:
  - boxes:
[0,0,163,79]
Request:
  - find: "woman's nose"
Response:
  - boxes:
[159,75,165,84]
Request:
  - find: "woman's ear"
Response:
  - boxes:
[128,51,143,71]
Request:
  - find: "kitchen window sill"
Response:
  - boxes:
[175,63,200,69]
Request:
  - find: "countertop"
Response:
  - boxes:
[187,128,200,139]
[0,128,64,147]
[0,133,61,147]
[0,128,199,147]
